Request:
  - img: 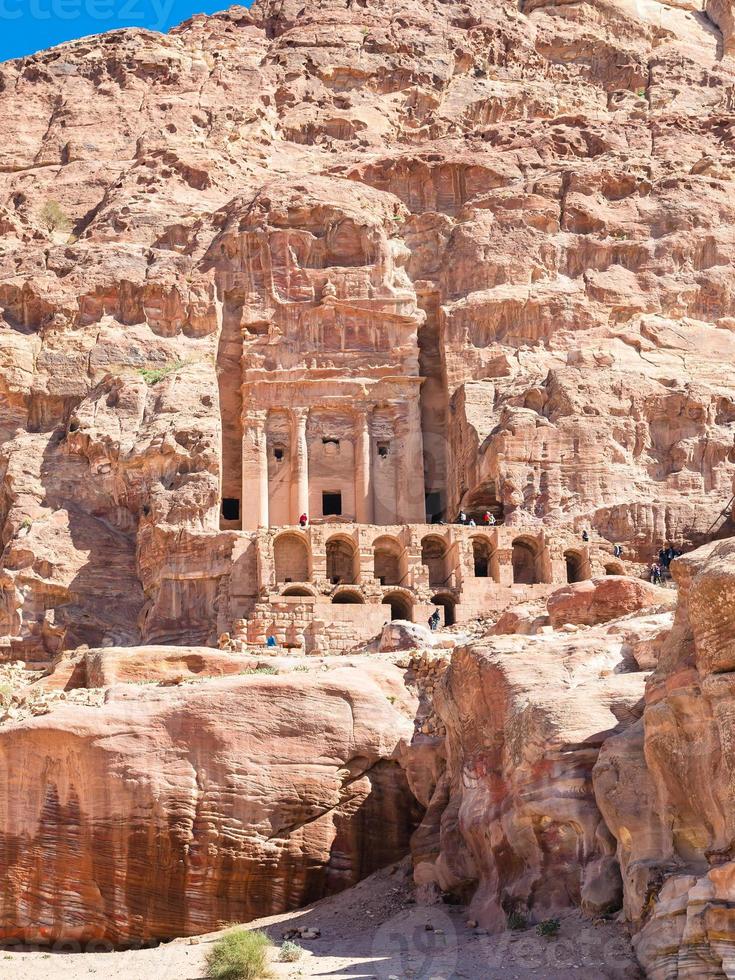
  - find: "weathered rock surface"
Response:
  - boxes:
[547,576,675,628]
[0,655,422,944]
[1,0,735,972]
[415,613,668,926]
[594,538,735,978]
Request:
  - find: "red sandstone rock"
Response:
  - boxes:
[594,539,735,977]
[0,655,421,945]
[415,614,662,926]
[547,576,675,629]
[0,0,734,656]
[1,0,735,971]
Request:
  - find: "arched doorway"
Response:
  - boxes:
[326,536,357,585]
[512,538,538,585]
[472,538,491,578]
[605,562,624,576]
[421,535,448,587]
[374,536,404,586]
[463,481,503,524]
[564,550,584,584]
[274,533,310,583]
[332,591,365,605]
[431,594,456,627]
[282,586,313,598]
[384,591,412,622]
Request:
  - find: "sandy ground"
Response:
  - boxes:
[1,861,642,979]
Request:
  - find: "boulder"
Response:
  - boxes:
[0,655,422,945]
[547,576,674,629]
[417,618,650,927]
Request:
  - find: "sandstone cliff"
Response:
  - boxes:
[2,0,735,975]
[2,0,735,652]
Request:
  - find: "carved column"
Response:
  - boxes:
[395,399,426,523]
[291,408,310,523]
[242,410,269,530]
[355,410,374,525]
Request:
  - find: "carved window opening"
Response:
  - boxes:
[273,446,285,462]
[322,491,342,517]
[377,441,390,459]
[473,539,490,578]
[222,498,240,522]
[512,539,538,585]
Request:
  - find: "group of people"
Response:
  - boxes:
[456,510,497,527]
[649,544,683,585]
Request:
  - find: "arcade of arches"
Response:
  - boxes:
[226,522,618,655]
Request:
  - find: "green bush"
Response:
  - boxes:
[205,928,271,980]
[536,917,561,938]
[507,910,527,931]
[138,360,185,385]
[278,940,303,963]
[39,200,71,234]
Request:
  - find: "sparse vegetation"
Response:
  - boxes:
[508,910,528,930]
[278,940,303,963]
[205,928,271,980]
[39,200,71,234]
[536,917,561,938]
[239,666,278,676]
[138,359,186,385]
[20,517,32,530]
[637,87,646,98]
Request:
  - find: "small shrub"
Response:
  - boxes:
[39,200,71,234]
[205,928,271,980]
[536,917,561,938]
[239,666,278,676]
[20,517,32,530]
[636,87,646,98]
[138,360,185,385]
[278,940,303,963]
[507,910,527,931]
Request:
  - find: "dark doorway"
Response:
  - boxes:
[472,539,490,577]
[431,594,456,627]
[385,592,412,621]
[425,491,443,523]
[322,492,342,517]
[565,551,584,584]
[221,498,240,522]
[332,592,365,605]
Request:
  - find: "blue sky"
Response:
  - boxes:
[0,0,253,62]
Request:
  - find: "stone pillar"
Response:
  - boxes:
[396,399,426,523]
[242,410,269,530]
[291,408,310,523]
[355,410,374,525]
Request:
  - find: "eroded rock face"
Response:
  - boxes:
[0,655,422,945]
[417,616,668,926]
[593,539,735,978]
[547,576,674,629]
